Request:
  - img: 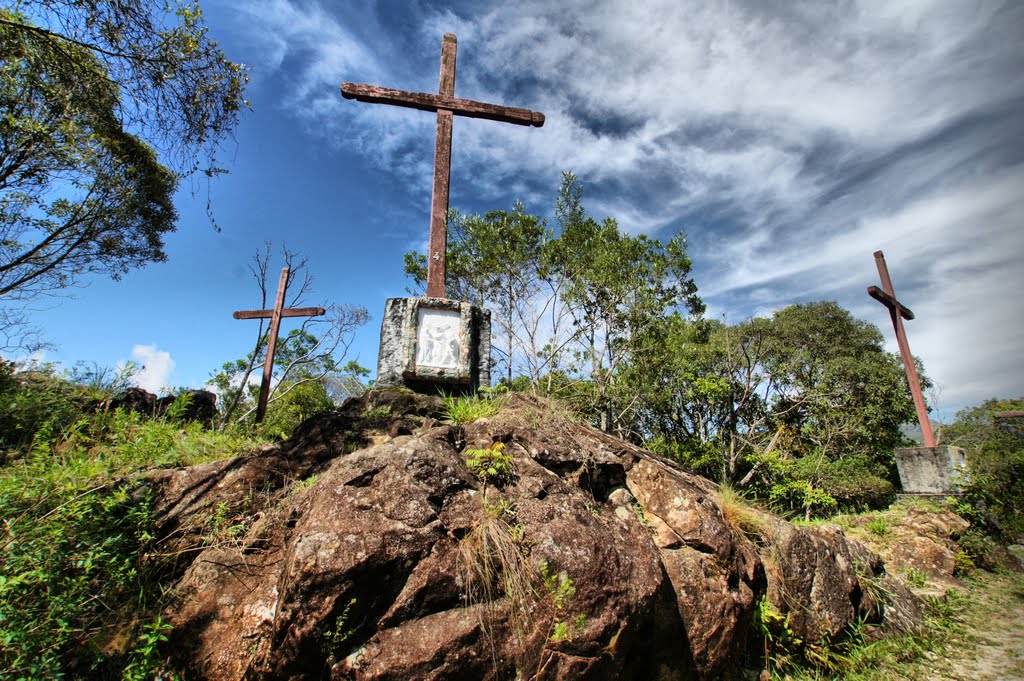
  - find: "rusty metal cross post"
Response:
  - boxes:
[341,32,545,299]
[233,267,325,423]
[867,250,936,447]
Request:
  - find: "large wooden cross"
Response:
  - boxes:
[233,266,325,423]
[341,32,545,299]
[867,250,935,447]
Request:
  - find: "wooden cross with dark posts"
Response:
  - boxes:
[867,250,935,447]
[341,32,545,299]
[233,266,325,423]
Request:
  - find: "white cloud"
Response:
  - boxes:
[124,344,175,395]
[224,0,1024,412]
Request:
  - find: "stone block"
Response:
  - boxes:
[894,445,969,495]
[376,297,491,394]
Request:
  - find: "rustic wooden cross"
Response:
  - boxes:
[867,250,935,447]
[341,32,545,299]
[233,266,325,423]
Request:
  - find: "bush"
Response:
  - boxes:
[0,479,164,678]
[258,380,336,440]
[647,436,723,480]
[0,374,270,677]
[946,398,1024,541]
[0,361,89,452]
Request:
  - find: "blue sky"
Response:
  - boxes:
[19,0,1024,420]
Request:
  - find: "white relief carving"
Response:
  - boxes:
[416,309,461,370]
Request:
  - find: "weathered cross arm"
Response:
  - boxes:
[341,83,545,127]
[866,286,914,320]
[233,307,326,320]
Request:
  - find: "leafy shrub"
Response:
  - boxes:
[258,380,336,440]
[647,436,723,480]
[956,528,1002,571]
[945,397,1024,541]
[0,361,89,451]
[768,479,838,520]
[465,441,516,486]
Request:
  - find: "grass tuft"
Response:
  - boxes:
[440,390,505,424]
[718,484,772,542]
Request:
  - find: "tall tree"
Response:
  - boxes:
[549,173,703,434]
[0,3,248,348]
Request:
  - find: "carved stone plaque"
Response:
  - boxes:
[415,308,461,369]
[376,297,491,394]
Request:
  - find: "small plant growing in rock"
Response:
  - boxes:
[953,550,975,576]
[754,594,802,674]
[866,516,892,538]
[322,598,358,659]
[903,566,929,588]
[539,561,586,643]
[440,390,505,424]
[465,441,515,486]
[718,485,771,542]
[289,473,320,495]
[207,501,247,542]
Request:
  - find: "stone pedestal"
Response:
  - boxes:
[376,297,491,394]
[894,445,969,495]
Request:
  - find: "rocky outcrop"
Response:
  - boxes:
[109,386,158,414]
[150,392,924,680]
[102,387,220,426]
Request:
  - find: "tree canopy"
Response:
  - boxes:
[0,2,248,349]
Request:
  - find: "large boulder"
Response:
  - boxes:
[149,392,923,680]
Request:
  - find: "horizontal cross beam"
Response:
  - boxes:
[866,286,914,320]
[232,307,325,320]
[341,83,545,127]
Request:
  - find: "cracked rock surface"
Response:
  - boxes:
[151,391,922,680]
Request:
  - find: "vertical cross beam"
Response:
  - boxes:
[233,267,326,423]
[257,267,290,423]
[427,33,456,298]
[867,250,935,447]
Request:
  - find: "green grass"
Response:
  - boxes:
[440,390,505,424]
[760,589,971,680]
[0,391,270,679]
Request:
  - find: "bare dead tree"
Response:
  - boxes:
[215,243,368,428]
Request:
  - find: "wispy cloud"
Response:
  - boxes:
[224,0,1024,411]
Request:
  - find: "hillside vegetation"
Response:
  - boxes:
[0,365,1021,679]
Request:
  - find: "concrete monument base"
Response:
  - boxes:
[894,445,969,495]
[376,297,491,394]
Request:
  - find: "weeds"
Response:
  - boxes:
[903,567,929,588]
[465,441,516,486]
[440,390,505,424]
[0,367,271,678]
[866,516,892,538]
[458,493,537,649]
[718,485,772,542]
